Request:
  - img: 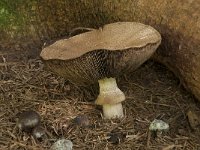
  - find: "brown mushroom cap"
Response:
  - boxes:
[40,22,161,85]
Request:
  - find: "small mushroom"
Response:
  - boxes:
[17,110,41,132]
[107,132,126,144]
[40,22,161,119]
[149,119,169,131]
[32,126,46,140]
[73,115,90,127]
[50,139,73,150]
[149,119,169,138]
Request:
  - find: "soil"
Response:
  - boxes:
[0,50,200,150]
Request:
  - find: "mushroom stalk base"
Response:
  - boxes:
[103,103,124,119]
[95,77,125,119]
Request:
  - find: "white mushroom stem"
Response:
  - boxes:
[102,103,124,119]
[95,77,125,119]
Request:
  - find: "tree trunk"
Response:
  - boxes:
[1,0,200,101]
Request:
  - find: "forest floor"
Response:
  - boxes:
[0,51,200,150]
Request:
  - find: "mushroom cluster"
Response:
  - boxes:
[40,22,161,119]
[17,110,46,140]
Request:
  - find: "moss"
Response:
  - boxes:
[0,0,39,38]
[0,0,22,30]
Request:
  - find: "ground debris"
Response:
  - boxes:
[0,57,200,150]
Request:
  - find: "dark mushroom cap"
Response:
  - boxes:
[73,115,90,127]
[32,126,46,140]
[40,22,161,85]
[17,110,41,132]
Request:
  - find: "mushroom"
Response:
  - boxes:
[32,126,46,140]
[17,110,41,132]
[40,22,161,119]
[73,114,90,127]
[50,139,73,150]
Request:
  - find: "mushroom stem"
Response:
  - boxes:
[95,77,125,119]
[102,103,124,119]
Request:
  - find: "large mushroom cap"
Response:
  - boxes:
[40,22,161,85]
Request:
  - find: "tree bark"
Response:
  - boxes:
[1,0,200,101]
